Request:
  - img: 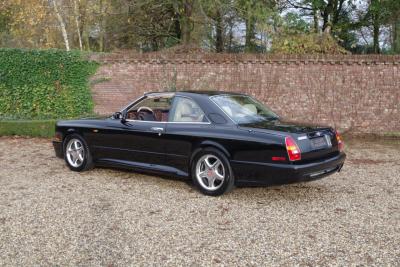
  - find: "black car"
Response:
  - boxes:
[53,91,346,196]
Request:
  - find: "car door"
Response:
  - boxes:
[164,96,212,174]
[92,95,172,167]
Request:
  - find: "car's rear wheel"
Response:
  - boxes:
[63,134,93,172]
[191,147,234,196]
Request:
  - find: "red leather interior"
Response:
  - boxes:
[153,110,163,121]
[127,109,169,122]
[161,112,169,122]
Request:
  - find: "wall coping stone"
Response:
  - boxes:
[90,52,400,65]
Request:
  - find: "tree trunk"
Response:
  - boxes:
[227,21,233,52]
[369,0,380,54]
[180,0,193,45]
[151,38,159,51]
[245,17,256,52]
[73,0,83,51]
[393,20,400,53]
[373,15,380,53]
[313,6,319,33]
[51,0,70,51]
[322,0,334,33]
[173,13,181,40]
[215,9,223,52]
[99,0,104,52]
[333,0,344,25]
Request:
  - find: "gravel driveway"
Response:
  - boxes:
[0,137,399,266]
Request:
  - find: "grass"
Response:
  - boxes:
[0,120,56,138]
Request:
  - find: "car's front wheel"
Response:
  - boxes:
[63,134,93,172]
[191,147,235,196]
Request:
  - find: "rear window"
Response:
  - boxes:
[211,95,278,124]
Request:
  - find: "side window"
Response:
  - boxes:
[170,97,208,123]
[127,96,173,122]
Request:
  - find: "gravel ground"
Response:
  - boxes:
[0,137,399,266]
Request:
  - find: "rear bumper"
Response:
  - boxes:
[53,141,63,158]
[232,153,346,185]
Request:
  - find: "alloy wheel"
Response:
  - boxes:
[66,138,85,168]
[195,154,225,191]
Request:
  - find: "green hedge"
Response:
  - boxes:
[0,120,56,137]
[0,49,98,120]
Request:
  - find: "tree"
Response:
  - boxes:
[236,0,276,52]
[49,0,70,51]
[199,0,235,52]
[0,0,399,53]
[384,0,400,53]
[73,0,83,50]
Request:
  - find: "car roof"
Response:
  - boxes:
[145,90,247,97]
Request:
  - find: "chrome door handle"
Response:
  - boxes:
[150,127,164,136]
[150,127,164,132]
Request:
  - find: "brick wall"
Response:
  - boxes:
[90,53,400,134]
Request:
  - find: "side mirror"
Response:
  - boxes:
[113,111,122,120]
[121,109,128,123]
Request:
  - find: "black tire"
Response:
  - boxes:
[63,133,94,172]
[191,147,235,196]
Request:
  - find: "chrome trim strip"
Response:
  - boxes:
[119,95,147,113]
[93,145,187,158]
[123,94,211,125]
[119,93,176,113]
[125,119,211,125]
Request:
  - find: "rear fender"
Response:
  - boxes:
[190,140,231,167]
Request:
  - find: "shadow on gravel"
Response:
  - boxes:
[96,166,330,202]
[231,183,330,202]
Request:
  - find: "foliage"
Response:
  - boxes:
[0,49,98,119]
[0,0,399,54]
[0,119,56,137]
[271,33,348,54]
[281,13,311,34]
[235,0,276,52]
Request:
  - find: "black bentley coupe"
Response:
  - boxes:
[53,91,346,196]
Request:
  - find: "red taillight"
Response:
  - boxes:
[335,130,344,151]
[285,136,301,161]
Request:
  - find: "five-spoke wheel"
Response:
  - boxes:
[66,138,85,168]
[191,147,234,196]
[63,134,93,171]
[196,154,225,191]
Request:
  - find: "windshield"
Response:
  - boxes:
[211,95,279,124]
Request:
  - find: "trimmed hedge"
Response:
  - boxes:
[0,120,56,137]
[0,49,98,120]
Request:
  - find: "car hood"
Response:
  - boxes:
[78,115,111,120]
[56,115,112,127]
[239,119,332,134]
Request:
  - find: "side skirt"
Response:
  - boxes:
[94,158,189,178]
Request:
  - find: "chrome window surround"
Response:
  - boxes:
[121,93,211,125]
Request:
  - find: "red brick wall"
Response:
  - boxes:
[90,53,400,134]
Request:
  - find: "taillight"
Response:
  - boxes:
[285,136,301,161]
[335,130,344,151]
